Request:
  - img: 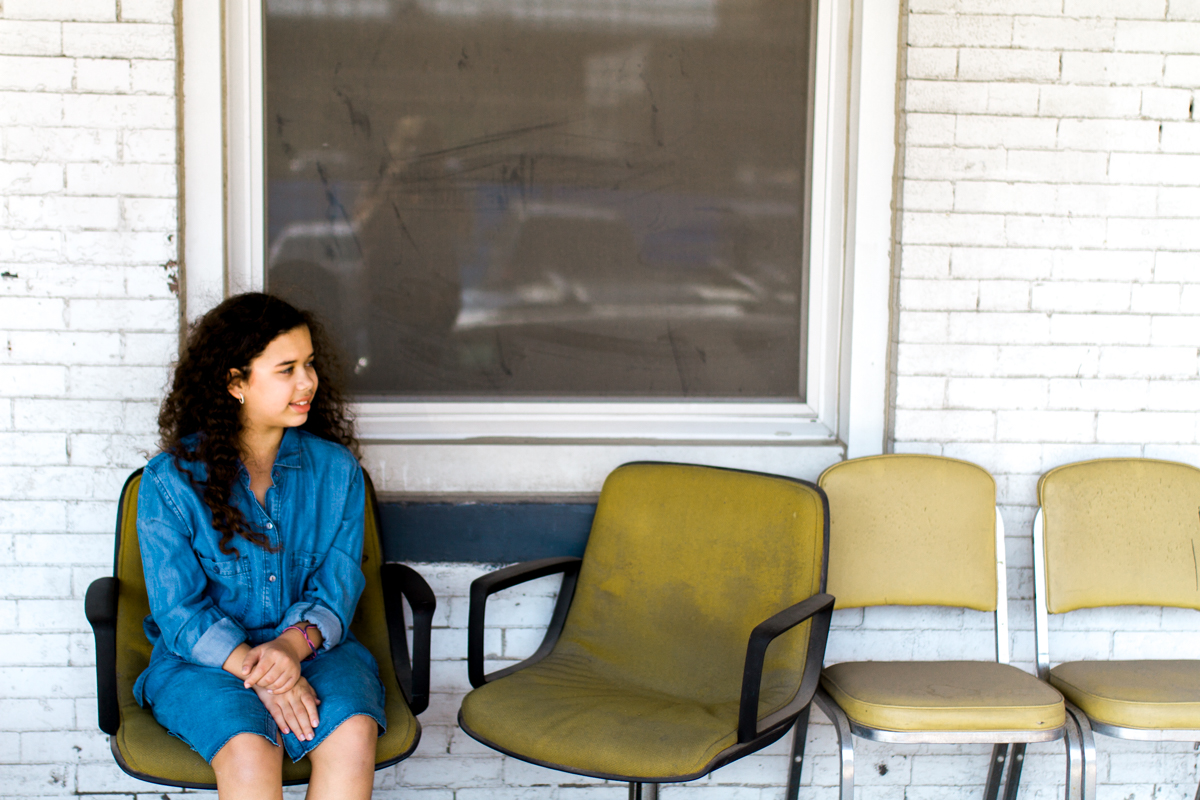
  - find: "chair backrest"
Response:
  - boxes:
[115,472,153,718]
[114,467,402,723]
[356,473,407,703]
[553,463,828,715]
[1037,458,1200,614]
[818,454,999,612]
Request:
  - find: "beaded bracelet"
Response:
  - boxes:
[284,623,318,660]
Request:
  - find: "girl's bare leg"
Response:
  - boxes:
[212,732,284,800]
[304,714,377,800]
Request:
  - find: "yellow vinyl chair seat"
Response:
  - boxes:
[462,646,803,779]
[458,463,833,787]
[1049,661,1200,731]
[1033,458,1200,798]
[112,666,419,785]
[99,470,420,787]
[814,455,1079,800]
[114,710,223,786]
[821,661,1066,733]
[1038,459,1200,615]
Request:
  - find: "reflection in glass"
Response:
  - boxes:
[265,0,811,399]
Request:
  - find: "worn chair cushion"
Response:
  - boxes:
[461,646,781,780]
[821,661,1066,732]
[114,678,418,784]
[818,455,998,612]
[460,463,829,781]
[1050,660,1200,731]
[1038,458,1200,613]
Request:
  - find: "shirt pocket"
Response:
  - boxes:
[288,551,322,599]
[196,553,252,620]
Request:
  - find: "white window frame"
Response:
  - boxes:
[180,0,896,459]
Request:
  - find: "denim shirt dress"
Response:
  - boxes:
[132,427,386,762]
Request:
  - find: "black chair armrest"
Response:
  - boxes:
[737,592,835,743]
[381,563,436,715]
[85,577,119,736]
[468,556,582,689]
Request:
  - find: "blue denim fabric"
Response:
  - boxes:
[132,426,369,706]
[138,639,385,763]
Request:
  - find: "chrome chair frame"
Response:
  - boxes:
[816,509,1084,800]
[1033,508,1200,800]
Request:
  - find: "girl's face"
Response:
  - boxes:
[228,325,318,433]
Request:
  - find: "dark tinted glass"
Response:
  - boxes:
[265,0,810,399]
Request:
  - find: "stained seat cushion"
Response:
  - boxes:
[115,682,417,784]
[821,661,1066,732]
[459,646,798,781]
[116,705,223,785]
[1050,660,1200,730]
[461,465,828,781]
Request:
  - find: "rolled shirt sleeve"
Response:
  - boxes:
[138,467,248,668]
[277,464,367,651]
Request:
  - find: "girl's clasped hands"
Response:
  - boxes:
[240,635,322,741]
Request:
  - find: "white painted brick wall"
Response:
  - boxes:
[4,1,1200,799]
[0,1,179,796]
[895,3,1200,800]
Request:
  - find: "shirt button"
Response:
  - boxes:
[269,575,276,582]
[266,522,273,529]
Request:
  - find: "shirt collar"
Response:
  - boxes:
[274,426,303,469]
[235,427,304,480]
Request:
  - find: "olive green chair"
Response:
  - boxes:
[1034,458,1200,800]
[458,462,834,800]
[814,454,1082,800]
[84,468,434,788]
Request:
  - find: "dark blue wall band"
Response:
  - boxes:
[378,501,597,563]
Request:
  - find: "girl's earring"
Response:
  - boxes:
[237,394,245,405]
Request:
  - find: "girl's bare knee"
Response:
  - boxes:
[212,732,282,784]
[310,714,377,765]
[341,713,378,738]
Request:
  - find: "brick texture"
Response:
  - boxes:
[3,2,1200,799]
[893,2,1200,799]
[0,2,180,797]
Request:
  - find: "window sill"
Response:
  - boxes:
[352,401,835,444]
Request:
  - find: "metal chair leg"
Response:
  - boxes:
[785,706,811,800]
[1000,743,1026,800]
[815,688,854,800]
[1062,709,1083,800]
[984,744,1010,800]
[628,782,658,800]
[1065,703,1095,800]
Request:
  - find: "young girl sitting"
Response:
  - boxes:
[133,293,382,799]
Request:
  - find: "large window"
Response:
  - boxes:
[263,0,812,401]
[187,0,895,455]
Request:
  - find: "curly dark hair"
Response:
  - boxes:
[158,293,358,555]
